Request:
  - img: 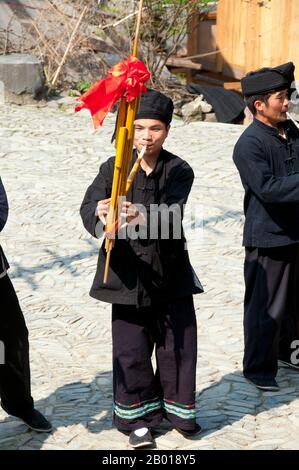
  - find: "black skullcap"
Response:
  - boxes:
[241,62,295,97]
[135,89,174,125]
[111,89,174,142]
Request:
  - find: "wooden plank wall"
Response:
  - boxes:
[216,0,299,80]
[187,12,217,71]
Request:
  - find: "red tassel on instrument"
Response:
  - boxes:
[75,55,150,128]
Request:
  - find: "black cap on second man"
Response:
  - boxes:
[241,62,295,97]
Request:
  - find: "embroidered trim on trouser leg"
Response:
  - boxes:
[114,397,162,420]
[163,399,196,420]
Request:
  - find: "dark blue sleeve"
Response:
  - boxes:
[0,177,9,232]
[233,136,299,204]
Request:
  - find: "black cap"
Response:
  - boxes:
[136,89,174,125]
[241,62,295,96]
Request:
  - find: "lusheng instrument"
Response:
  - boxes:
[103,0,146,283]
[75,0,150,284]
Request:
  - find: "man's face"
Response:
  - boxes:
[133,119,169,158]
[255,89,289,125]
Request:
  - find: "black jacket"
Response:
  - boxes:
[80,148,203,306]
[0,177,10,275]
[233,118,299,248]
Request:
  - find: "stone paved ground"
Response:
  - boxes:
[1,102,299,450]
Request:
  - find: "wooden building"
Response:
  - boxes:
[187,0,299,86]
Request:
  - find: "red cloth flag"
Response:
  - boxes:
[75,55,150,128]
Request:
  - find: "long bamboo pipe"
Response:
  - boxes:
[103,0,144,284]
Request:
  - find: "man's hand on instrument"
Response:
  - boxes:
[119,201,146,228]
[97,198,111,225]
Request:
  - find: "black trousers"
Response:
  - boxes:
[112,296,197,432]
[243,245,299,380]
[0,274,34,415]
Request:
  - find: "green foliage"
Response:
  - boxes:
[77,81,91,93]
[172,72,187,85]
[68,89,79,97]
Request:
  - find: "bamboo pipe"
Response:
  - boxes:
[132,0,144,58]
[103,0,144,284]
[104,145,147,240]
[125,145,146,193]
[104,126,128,284]
[286,112,299,129]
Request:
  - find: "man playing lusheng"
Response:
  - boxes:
[80,89,203,448]
[233,62,299,392]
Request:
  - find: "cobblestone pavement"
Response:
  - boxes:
[1,102,299,450]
